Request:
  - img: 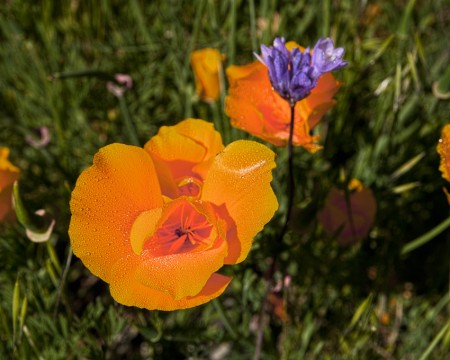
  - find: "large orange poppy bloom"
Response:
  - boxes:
[0,147,20,222]
[69,119,278,310]
[191,49,224,102]
[225,42,342,152]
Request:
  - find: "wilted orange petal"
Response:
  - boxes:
[318,184,377,246]
[69,144,163,282]
[110,255,232,310]
[202,140,278,263]
[437,124,450,182]
[226,63,291,147]
[226,61,331,150]
[308,73,341,106]
[0,183,15,222]
[226,42,342,150]
[226,62,261,85]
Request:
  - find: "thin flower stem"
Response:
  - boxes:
[254,104,296,360]
[253,285,270,360]
[249,0,257,53]
[53,247,73,319]
[228,0,237,65]
[210,101,224,142]
[118,96,140,146]
[279,104,296,239]
[212,299,238,340]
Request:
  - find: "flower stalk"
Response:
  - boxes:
[279,104,296,240]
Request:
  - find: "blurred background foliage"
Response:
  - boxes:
[1,0,450,358]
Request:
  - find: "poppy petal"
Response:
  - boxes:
[191,49,223,101]
[135,238,228,300]
[0,147,20,191]
[130,208,163,255]
[202,140,278,264]
[0,184,15,222]
[110,255,232,310]
[438,124,450,182]
[69,144,163,282]
[144,119,224,197]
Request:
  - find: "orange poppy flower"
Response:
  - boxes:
[0,147,20,222]
[69,119,278,310]
[437,124,450,202]
[225,42,342,152]
[437,124,450,182]
[191,48,224,102]
[318,179,377,246]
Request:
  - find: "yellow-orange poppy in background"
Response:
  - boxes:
[437,124,450,182]
[191,49,224,102]
[0,147,20,222]
[437,124,450,202]
[69,119,278,310]
[225,42,342,152]
[318,179,377,246]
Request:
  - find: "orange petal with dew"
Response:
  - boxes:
[171,119,224,160]
[144,119,224,197]
[226,62,290,142]
[109,255,232,310]
[130,208,163,255]
[202,140,278,263]
[69,144,163,282]
[136,238,228,300]
[437,124,450,183]
[226,62,262,85]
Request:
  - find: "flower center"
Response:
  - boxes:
[145,200,215,255]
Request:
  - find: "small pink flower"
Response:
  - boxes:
[25,127,51,149]
[106,74,133,97]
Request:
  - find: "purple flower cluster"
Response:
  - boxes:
[255,37,347,105]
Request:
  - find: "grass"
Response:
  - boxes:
[1,0,450,358]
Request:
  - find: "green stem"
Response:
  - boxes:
[401,215,450,255]
[184,0,206,118]
[53,247,73,319]
[212,299,238,340]
[249,0,257,53]
[210,101,225,142]
[253,105,296,360]
[49,69,114,82]
[118,96,140,146]
[228,0,237,65]
[279,104,296,239]
[321,0,330,38]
